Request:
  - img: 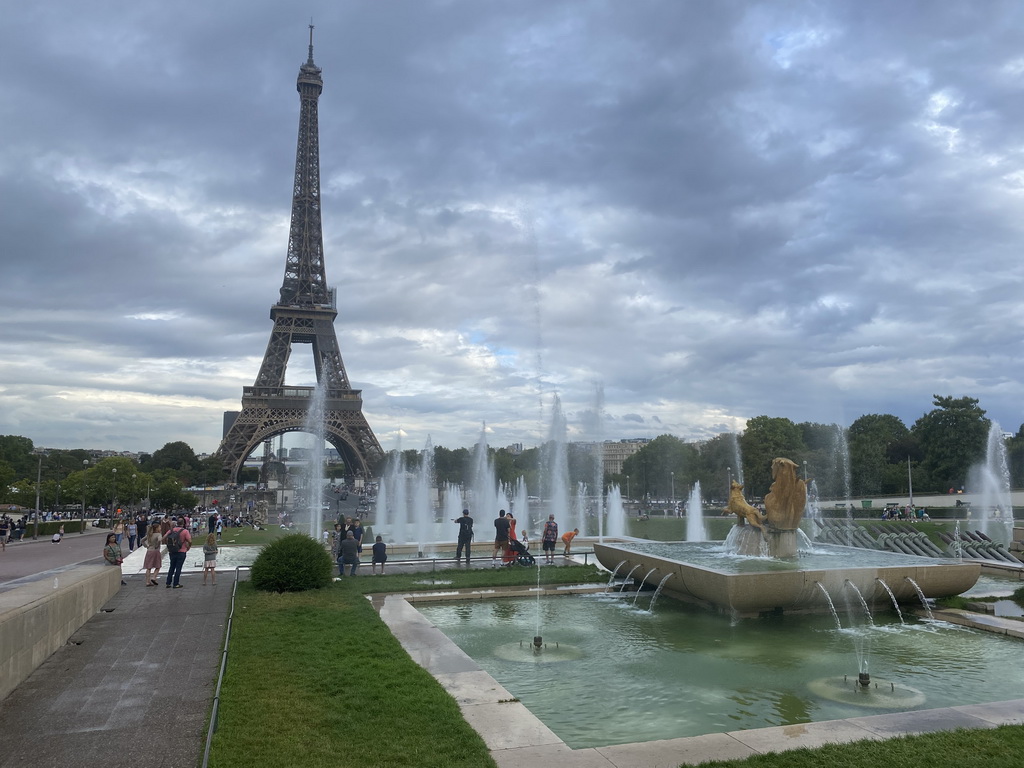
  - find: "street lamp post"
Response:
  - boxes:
[802,460,807,481]
[626,475,630,502]
[670,471,675,508]
[81,459,89,534]
[132,474,137,514]
[33,451,44,540]
[111,467,117,517]
[727,466,732,498]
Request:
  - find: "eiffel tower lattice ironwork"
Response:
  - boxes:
[217,29,383,482]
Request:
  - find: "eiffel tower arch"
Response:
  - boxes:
[217,28,383,483]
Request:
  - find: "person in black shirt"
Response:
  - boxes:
[492,509,510,564]
[455,509,474,565]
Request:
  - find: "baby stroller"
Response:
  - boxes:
[505,538,535,566]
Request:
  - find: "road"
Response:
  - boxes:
[0,526,108,587]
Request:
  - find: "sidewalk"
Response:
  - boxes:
[0,574,233,768]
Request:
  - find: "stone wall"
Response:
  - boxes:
[0,565,121,701]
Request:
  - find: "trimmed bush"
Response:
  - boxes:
[250,533,333,593]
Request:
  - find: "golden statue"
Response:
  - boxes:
[763,457,807,531]
[726,480,766,532]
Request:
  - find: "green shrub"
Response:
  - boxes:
[250,533,333,593]
[1013,586,1024,608]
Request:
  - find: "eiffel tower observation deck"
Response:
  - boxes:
[217,28,384,483]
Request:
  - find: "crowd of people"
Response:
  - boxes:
[320,507,585,577]
[101,511,226,588]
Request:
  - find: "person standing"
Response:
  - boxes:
[502,513,518,565]
[202,533,218,586]
[351,519,365,554]
[338,530,360,576]
[143,525,163,586]
[126,519,138,551]
[0,516,9,550]
[163,516,192,589]
[331,522,344,559]
[112,517,125,546]
[137,514,148,548]
[492,509,511,565]
[542,514,558,564]
[455,509,474,565]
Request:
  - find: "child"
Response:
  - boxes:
[202,533,218,585]
[371,535,387,574]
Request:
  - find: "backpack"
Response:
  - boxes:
[166,527,184,553]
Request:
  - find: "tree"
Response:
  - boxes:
[847,414,910,496]
[433,446,470,486]
[1007,424,1024,490]
[911,395,989,492]
[693,434,738,501]
[0,435,35,479]
[621,435,694,501]
[740,417,805,498]
[140,441,202,483]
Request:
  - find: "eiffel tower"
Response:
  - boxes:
[217,28,383,483]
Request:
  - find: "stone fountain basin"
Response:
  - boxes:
[594,541,981,617]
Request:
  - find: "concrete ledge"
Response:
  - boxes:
[0,565,121,701]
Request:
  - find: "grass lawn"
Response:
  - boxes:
[700,726,1024,768]
[216,524,290,547]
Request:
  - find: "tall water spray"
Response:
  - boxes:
[730,433,744,485]
[590,384,606,541]
[832,424,852,510]
[968,422,1014,546]
[470,426,511,522]
[442,482,464,524]
[412,439,435,553]
[378,440,438,548]
[543,397,573,534]
[303,381,328,539]
[606,484,626,539]
[511,476,531,539]
[686,481,706,541]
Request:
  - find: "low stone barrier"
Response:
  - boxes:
[0,565,121,701]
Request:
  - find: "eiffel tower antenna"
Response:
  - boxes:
[217,31,383,483]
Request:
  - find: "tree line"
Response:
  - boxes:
[3,394,1022,511]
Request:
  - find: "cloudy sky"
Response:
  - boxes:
[3,0,1024,457]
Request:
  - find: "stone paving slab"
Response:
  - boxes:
[493,743,616,767]
[0,574,232,768]
[723,718,882,754]
[597,733,758,768]
[952,698,1024,725]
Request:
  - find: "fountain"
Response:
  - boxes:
[303,381,328,539]
[685,481,705,541]
[418,591,1022,748]
[595,456,981,616]
[967,422,1015,546]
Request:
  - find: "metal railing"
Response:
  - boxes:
[202,565,250,768]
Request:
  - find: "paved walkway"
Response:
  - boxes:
[0,574,232,768]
